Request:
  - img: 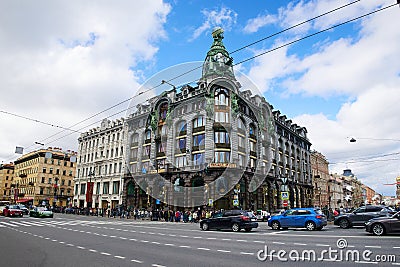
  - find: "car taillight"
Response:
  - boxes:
[316,215,323,219]
[240,215,250,221]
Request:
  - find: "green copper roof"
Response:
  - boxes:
[202,27,234,79]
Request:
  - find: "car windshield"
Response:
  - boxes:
[392,211,400,218]
[37,207,49,211]
[9,205,20,209]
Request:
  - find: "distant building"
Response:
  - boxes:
[74,118,127,210]
[362,184,379,205]
[327,175,343,209]
[397,176,400,200]
[0,163,14,201]
[310,151,329,208]
[13,147,76,207]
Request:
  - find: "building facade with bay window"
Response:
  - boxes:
[122,28,313,212]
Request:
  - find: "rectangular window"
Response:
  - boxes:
[131,148,138,159]
[215,112,229,123]
[40,187,44,195]
[80,184,86,195]
[239,154,246,167]
[68,180,71,186]
[192,153,204,165]
[103,182,109,194]
[96,182,100,195]
[142,146,151,158]
[119,163,122,173]
[109,164,112,174]
[141,161,150,173]
[214,151,230,163]
[238,135,245,148]
[75,184,78,195]
[176,138,186,151]
[48,178,52,184]
[41,177,45,183]
[112,181,120,194]
[131,163,137,173]
[157,142,166,153]
[114,163,117,173]
[49,168,53,174]
[175,156,187,168]
[193,116,204,128]
[214,132,230,144]
[193,134,205,147]
[42,168,46,173]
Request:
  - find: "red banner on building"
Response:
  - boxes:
[86,182,94,203]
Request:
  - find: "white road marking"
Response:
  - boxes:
[272,242,285,245]
[119,237,127,240]
[221,238,231,241]
[253,240,264,243]
[179,245,191,248]
[151,241,161,245]
[164,243,175,246]
[100,252,111,256]
[293,243,307,246]
[131,259,143,263]
[207,237,216,240]
[197,247,210,251]
[240,252,254,255]
[89,249,97,253]
[217,250,231,253]
[365,246,381,248]
[236,240,247,242]
[316,244,329,247]
[130,238,137,241]
[152,264,166,267]
[114,256,125,259]
[77,246,85,249]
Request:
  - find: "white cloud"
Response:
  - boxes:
[243,14,277,33]
[0,1,171,161]
[190,6,238,41]
[246,1,400,196]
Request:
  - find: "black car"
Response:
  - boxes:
[365,211,400,236]
[200,210,258,232]
[16,204,29,215]
[334,205,392,229]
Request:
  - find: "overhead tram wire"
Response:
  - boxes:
[230,0,361,54]
[25,0,364,147]
[11,1,397,157]
[0,110,82,134]
[234,2,398,66]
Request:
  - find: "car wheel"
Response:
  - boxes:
[245,228,252,232]
[305,221,316,231]
[232,223,240,232]
[372,223,385,236]
[201,223,209,231]
[271,221,280,230]
[339,218,350,229]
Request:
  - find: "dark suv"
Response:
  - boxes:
[200,210,258,232]
[334,205,392,228]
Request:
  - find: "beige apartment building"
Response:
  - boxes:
[310,151,329,208]
[13,147,77,207]
[0,163,14,201]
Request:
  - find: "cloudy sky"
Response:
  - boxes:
[0,0,399,196]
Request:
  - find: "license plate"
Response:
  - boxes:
[251,218,256,221]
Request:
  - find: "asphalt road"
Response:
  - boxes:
[0,214,399,267]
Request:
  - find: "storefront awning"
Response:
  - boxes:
[16,197,33,203]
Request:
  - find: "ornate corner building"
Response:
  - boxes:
[122,28,313,211]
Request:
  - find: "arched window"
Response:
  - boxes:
[176,121,187,135]
[214,88,229,106]
[159,102,168,120]
[249,125,255,135]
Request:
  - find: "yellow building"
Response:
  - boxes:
[0,163,14,201]
[13,147,77,207]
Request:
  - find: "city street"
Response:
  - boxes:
[0,214,399,267]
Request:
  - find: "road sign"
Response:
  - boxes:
[208,199,213,206]
[233,199,239,206]
[282,200,288,207]
[281,191,289,200]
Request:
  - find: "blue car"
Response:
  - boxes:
[268,208,327,231]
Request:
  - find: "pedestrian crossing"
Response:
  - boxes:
[0,219,151,228]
